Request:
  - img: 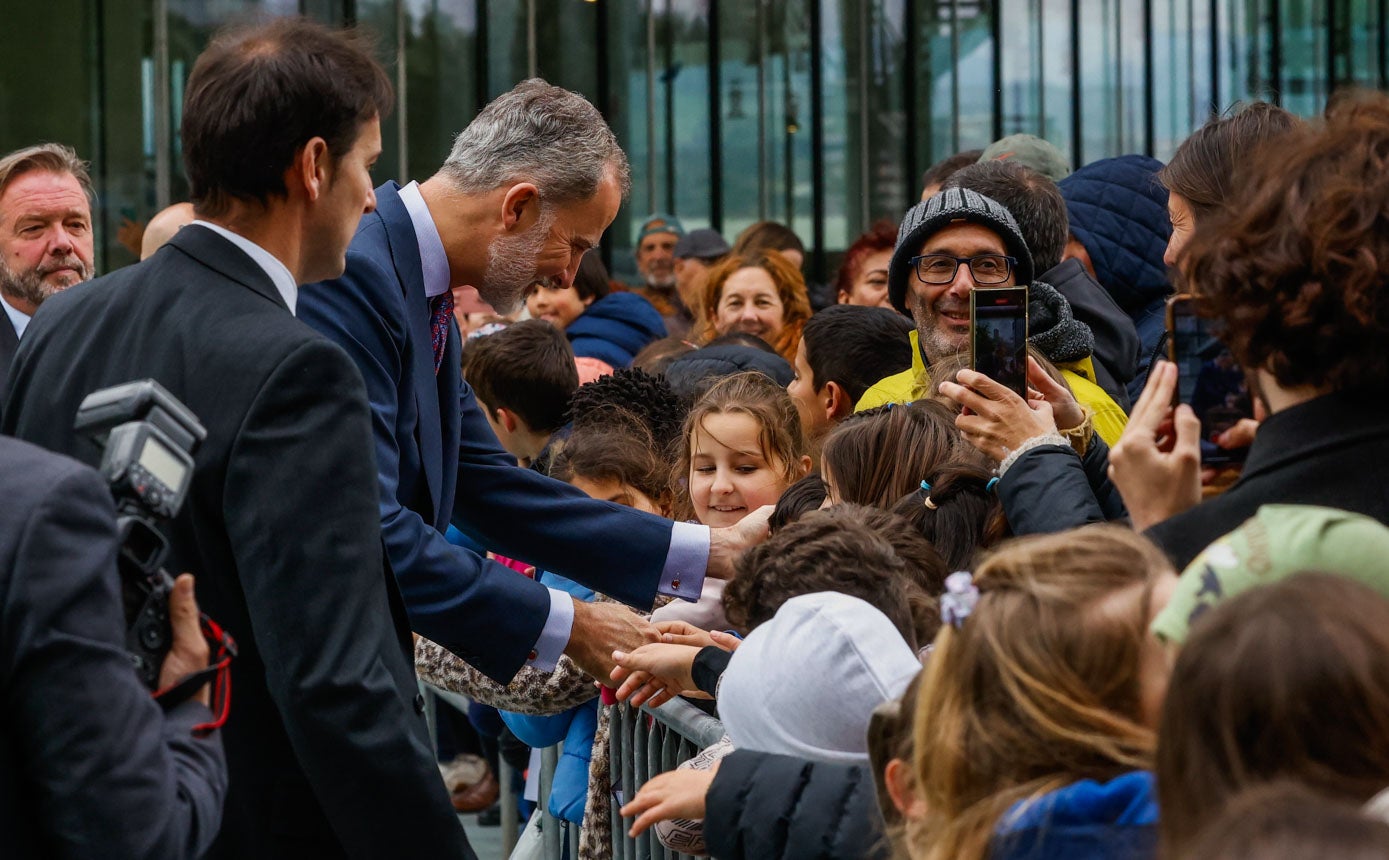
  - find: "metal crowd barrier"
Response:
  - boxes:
[608,698,726,860]
[422,683,724,860]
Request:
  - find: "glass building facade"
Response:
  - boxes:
[2,0,1384,283]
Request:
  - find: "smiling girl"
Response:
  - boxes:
[652,371,811,630]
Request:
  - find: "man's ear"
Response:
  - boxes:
[493,406,519,435]
[824,380,854,421]
[500,183,541,232]
[292,137,332,203]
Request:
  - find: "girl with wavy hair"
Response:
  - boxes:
[911,526,1177,860]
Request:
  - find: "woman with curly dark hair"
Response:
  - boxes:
[1110,90,1389,566]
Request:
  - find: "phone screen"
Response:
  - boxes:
[1165,295,1252,466]
[970,286,1029,398]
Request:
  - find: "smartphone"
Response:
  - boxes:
[1165,294,1252,466]
[970,286,1029,398]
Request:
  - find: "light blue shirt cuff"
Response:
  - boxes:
[659,521,709,602]
[527,588,574,671]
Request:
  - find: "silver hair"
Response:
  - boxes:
[440,79,631,204]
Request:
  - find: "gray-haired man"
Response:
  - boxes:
[297,79,763,699]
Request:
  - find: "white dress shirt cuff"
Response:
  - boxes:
[526,588,575,671]
[658,521,709,602]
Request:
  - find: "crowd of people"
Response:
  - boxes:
[2,13,1389,860]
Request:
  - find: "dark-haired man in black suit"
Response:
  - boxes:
[2,18,472,860]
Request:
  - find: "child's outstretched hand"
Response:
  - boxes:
[610,642,705,708]
[620,765,719,837]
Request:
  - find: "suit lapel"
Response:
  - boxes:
[166,225,290,311]
[0,310,18,392]
[375,183,446,526]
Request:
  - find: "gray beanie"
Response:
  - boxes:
[717,592,921,765]
[888,187,1035,316]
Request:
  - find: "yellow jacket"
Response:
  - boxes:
[855,331,1128,446]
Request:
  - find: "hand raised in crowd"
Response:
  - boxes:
[158,574,211,707]
[610,643,705,708]
[564,600,660,684]
[705,504,774,580]
[619,763,720,837]
[939,357,1072,462]
[1108,360,1202,531]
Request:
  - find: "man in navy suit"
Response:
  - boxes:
[298,80,759,684]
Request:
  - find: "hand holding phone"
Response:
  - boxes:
[1164,294,1253,470]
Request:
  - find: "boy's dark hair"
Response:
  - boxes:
[769,474,827,532]
[944,159,1069,273]
[566,367,686,455]
[920,149,984,193]
[801,305,913,405]
[182,18,393,217]
[724,504,943,648]
[465,319,578,433]
[573,252,613,303]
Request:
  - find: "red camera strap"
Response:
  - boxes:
[151,613,237,738]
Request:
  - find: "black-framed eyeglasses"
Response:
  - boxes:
[909,253,1017,286]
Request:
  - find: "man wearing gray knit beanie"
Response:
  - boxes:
[857,186,1128,446]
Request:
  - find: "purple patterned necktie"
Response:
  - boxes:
[429,291,455,376]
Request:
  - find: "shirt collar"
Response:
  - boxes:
[191,220,299,315]
[1,294,31,338]
[397,181,450,298]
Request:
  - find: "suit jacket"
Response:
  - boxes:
[1,226,472,860]
[297,182,675,682]
[1147,388,1389,569]
[0,436,226,859]
[0,307,18,399]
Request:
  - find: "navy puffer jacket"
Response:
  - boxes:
[566,291,667,368]
[1060,155,1173,395]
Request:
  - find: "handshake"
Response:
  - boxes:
[608,620,741,707]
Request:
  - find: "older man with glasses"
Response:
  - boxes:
[856,186,1127,446]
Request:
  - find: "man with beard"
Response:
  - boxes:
[629,213,684,333]
[856,186,1128,446]
[297,80,763,693]
[0,144,95,386]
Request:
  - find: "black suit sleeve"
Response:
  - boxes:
[222,339,468,857]
[0,461,226,860]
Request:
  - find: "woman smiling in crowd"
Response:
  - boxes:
[698,249,812,363]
